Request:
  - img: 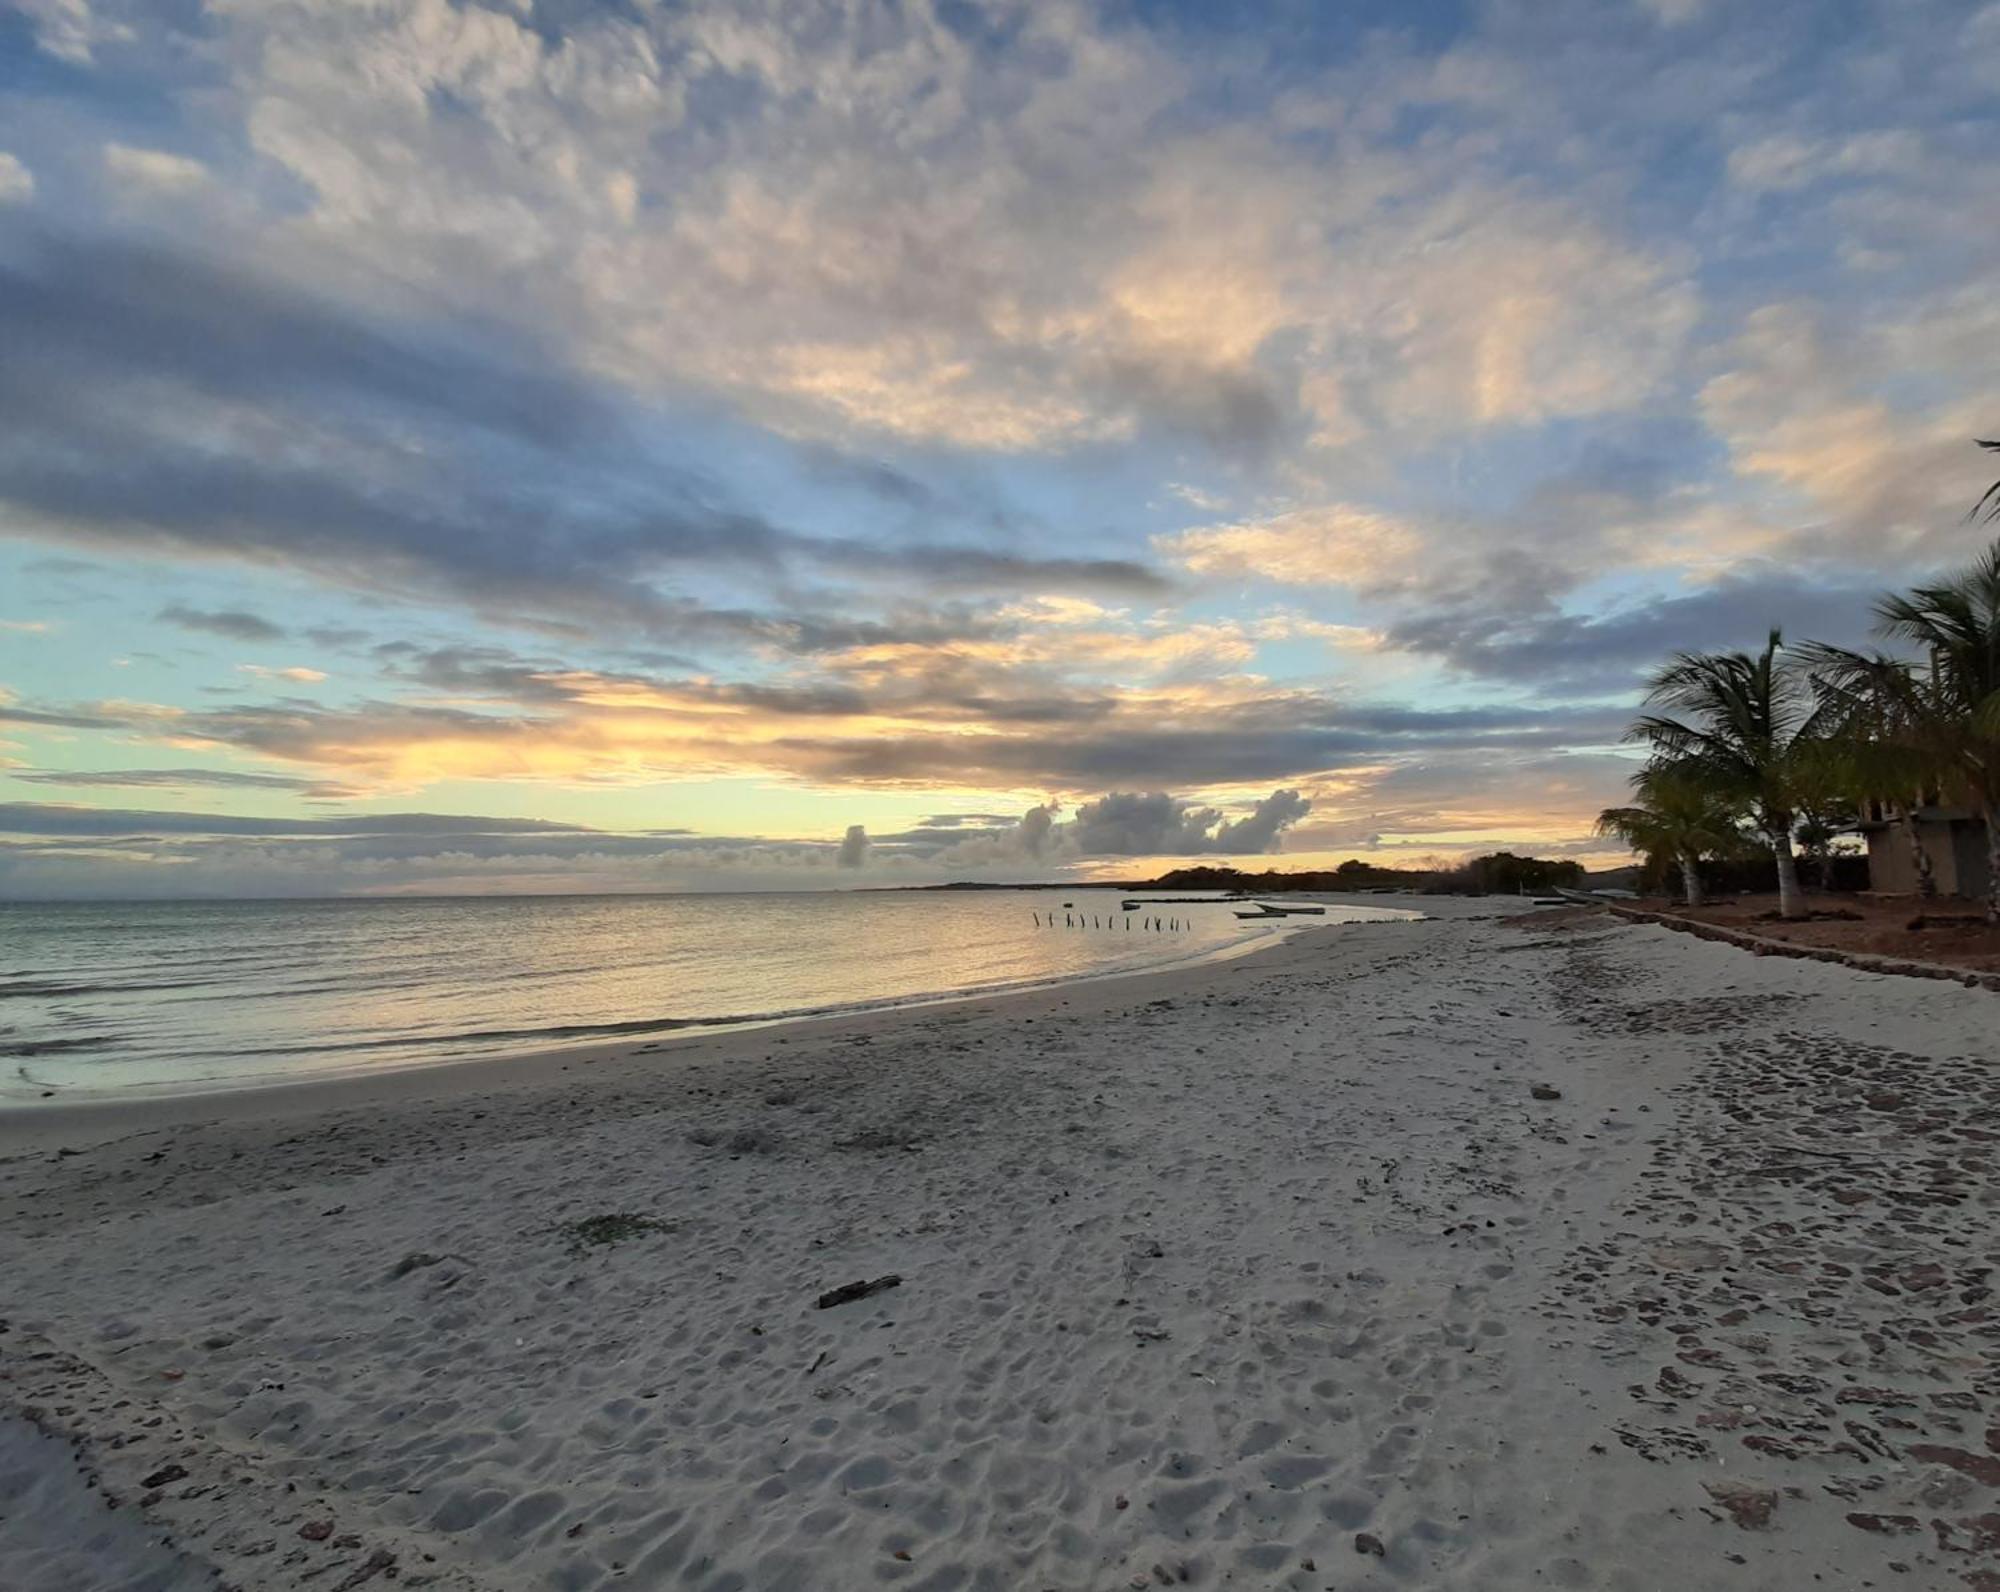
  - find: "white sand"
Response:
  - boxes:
[3,896,1996,1591]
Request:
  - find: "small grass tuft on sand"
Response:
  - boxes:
[557,1212,669,1254]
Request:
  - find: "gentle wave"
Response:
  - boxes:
[0,978,229,999]
[0,892,1414,1100]
[0,1035,133,1058]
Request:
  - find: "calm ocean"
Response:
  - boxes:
[0,891,1414,1100]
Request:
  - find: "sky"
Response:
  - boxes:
[2,0,1997,898]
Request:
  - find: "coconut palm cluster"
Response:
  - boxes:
[1601,461,2000,924]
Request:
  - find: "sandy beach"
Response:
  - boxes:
[3,896,1997,1592]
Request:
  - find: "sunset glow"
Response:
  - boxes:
[4,0,1997,895]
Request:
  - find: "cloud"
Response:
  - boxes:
[0,782,1305,898]
[305,625,371,649]
[1279,748,1645,864]
[915,803,1067,868]
[932,787,1310,861]
[1380,567,1890,693]
[0,155,33,205]
[847,546,1170,599]
[1060,790,1308,857]
[16,0,132,64]
[1697,301,1998,566]
[237,664,329,683]
[0,803,602,837]
[766,697,1628,792]
[0,698,129,730]
[10,767,362,797]
[1015,801,1059,860]
[6,0,1997,906]
[103,144,212,194]
[1212,787,1312,853]
[159,0,1697,463]
[1158,507,1431,593]
[966,803,1068,865]
[0,827,855,901]
[1726,130,1925,194]
[158,605,287,643]
[1068,792,1226,856]
[0,668,1627,819]
[0,749,1646,897]
[0,231,1167,652]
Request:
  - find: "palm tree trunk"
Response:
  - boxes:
[1678,851,1704,908]
[1892,802,1937,901]
[1985,801,2000,928]
[1769,828,1806,919]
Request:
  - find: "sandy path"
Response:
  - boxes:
[2,899,1994,1591]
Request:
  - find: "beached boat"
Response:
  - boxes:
[1232,902,1327,918]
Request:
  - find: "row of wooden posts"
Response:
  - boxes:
[1032,911,1189,932]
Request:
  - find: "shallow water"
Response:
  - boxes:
[0,891,1415,1099]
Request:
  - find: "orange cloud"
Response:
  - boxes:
[1158,506,1430,591]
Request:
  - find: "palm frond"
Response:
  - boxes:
[1972,439,2000,524]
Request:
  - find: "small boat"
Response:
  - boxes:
[1232,902,1328,918]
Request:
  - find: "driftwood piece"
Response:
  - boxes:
[816,1274,902,1309]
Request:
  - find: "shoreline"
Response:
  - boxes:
[1,894,1422,1124]
[10,903,1996,1590]
[0,898,1438,1156]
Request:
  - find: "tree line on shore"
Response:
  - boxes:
[916,855,1591,895]
[1598,517,2000,925]
[1146,854,1587,896]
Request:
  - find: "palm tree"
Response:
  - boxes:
[1628,631,1816,919]
[1874,539,2000,924]
[1595,762,1749,907]
[1795,643,1946,901]
[1972,438,2000,524]
[1782,733,1862,890]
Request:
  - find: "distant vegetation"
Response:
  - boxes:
[1145,854,1585,897]
[1413,853,1587,896]
[920,859,1594,895]
[1604,457,2000,924]
[1145,862,1415,892]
